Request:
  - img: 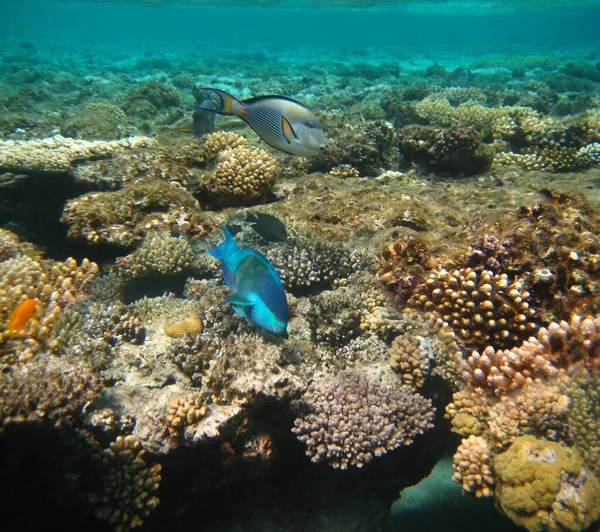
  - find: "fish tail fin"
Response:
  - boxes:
[200,88,240,116]
[208,225,238,259]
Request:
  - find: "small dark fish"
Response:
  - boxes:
[537,188,558,205]
[457,68,475,86]
[246,212,287,243]
[199,87,326,157]
[176,92,216,136]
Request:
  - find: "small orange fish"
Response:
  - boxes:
[6,298,37,334]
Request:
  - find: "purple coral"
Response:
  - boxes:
[292,370,435,469]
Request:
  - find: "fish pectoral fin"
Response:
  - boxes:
[281,116,298,144]
[225,294,254,306]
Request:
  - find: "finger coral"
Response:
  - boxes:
[291,369,435,469]
[408,267,537,348]
[90,435,162,532]
[202,145,278,206]
[452,435,494,497]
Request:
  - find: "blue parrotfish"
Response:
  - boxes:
[199,87,326,157]
[208,226,289,338]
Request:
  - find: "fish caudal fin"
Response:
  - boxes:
[200,88,240,116]
[208,225,238,260]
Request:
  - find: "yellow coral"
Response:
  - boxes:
[494,436,600,532]
[203,145,278,206]
[164,313,203,338]
[201,131,248,158]
[452,435,494,497]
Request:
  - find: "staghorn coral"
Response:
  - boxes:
[202,145,277,206]
[61,177,202,247]
[164,313,203,339]
[0,135,155,174]
[0,355,101,427]
[452,435,495,497]
[494,436,600,532]
[90,435,162,532]
[0,254,98,361]
[116,233,198,278]
[408,267,537,348]
[291,369,435,469]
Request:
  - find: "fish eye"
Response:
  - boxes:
[319,145,326,151]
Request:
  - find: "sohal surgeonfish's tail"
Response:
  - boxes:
[200,88,241,116]
[208,225,238,260]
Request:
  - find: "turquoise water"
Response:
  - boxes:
[2,1,600,531]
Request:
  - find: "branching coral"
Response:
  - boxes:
[291,370,435,469]
[0,355,101,427]
[90,435,162,532]
[116,233,198,278]
[408,267,537,348]
[452,435,495,497]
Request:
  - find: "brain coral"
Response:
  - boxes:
[292,370,435,469]
[202,146,278,206]
[494,435,600,532]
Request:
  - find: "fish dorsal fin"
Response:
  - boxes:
[281,116,298,144]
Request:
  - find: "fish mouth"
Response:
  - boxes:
[318,144,326,151]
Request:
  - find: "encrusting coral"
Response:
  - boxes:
[0,135,155,174]
[494,436,600,532]
[291,369,435,469]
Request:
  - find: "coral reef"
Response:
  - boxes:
[291,369,435,469]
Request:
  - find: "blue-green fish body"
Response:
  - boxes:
[200,87,326,157]
[208,226,288,338]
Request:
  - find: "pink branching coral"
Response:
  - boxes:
[292,370,435,469]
